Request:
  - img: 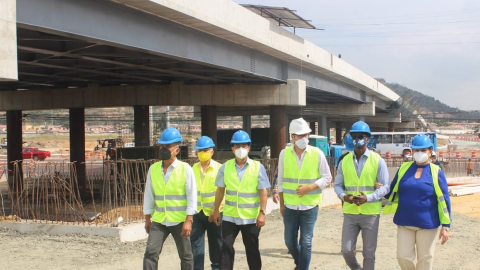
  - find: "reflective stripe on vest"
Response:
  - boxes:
[282,146,322,206]
[223,159,261,220]
[151,161,189,223]
[193,160,222,215]
[383,162,451,225]
[342,152,382,215]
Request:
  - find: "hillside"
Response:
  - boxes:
[377,79,480,121]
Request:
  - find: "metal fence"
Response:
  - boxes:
[1,157,478,224]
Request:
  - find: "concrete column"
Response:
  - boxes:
[243,115,252,135]
[309,121,316,135]
[318,116,328,136]
[201,106,217,158]
[388,122,395,132]
[69,108,86,198]
[335,122,342,144]
[270,106,286,159]
[6,110,23,191]
[359,116,365,121]
[134,105,150,147]
[0,0,17,81]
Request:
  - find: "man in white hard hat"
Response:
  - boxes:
[278,118,332,270]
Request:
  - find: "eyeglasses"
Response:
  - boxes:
[351,134,368,140]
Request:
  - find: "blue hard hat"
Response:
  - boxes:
[411,134,432,149]
[157,127,183,144]
[230,130,251,144]
[344,134,354,151]
[195,136,215,150]
[350,121,371,136]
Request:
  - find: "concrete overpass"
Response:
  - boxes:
[0,0,402,195]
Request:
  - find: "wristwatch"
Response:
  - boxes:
[443,226,450,232]
[259,209,266,215]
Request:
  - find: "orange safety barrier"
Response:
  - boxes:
[438,151,444,158]
[97,152,103,159]
[456,151,462,158]
[385,151,392,159]
[86,152,91,159]
[472,151,477,158]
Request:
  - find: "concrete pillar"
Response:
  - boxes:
[388,122,395,132]
[6,110,23,191]
[270,106,286,159]
[201,106,217,158]
[335,122,343,144]
[318,116,328,136]
[359,116,365,121]
[134,105,150,147]
[69,108,86,198]
[0,0,17,81]
[243,115,252,135]
[309,121,316,135]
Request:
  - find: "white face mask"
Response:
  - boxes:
[413,152,429,163]
[234,147,248,159]
[295,137,308,149]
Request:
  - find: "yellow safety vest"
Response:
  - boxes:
[383,162,451,225]
[342,152,382,215]
[193,160,222,216]
[282,146,322,206]
[151,161,189,223]
[223,159,261,220]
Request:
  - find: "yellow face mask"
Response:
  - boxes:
[197,151,212,162]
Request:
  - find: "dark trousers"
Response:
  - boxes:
[143,221,194,270]
[220,221,261,270]
[191,211,223,270]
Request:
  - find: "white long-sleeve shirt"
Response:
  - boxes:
[143,159,197,226]
[278,146,332,211]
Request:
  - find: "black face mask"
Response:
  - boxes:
[160,147,173,160]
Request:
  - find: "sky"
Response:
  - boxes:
[234,0,480,111]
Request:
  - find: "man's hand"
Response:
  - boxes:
[353,191,367,206]
[272,193,280,204]
[181,220,192,238]
[375,182,383,190]
[213,209,222,226]
[439,228,450,245]
[296,184,313,197]
[256,212,266,228]
[343,194,355,204]
[208,209,216,223]
[145,217,151,234]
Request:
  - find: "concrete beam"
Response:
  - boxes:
[204,102,375,117]
[0,80,306,111]
[0,0,17,81]
[110,0,399,103]
[292,102,375,116]
[328,113,401,123]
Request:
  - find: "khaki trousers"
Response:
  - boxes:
[397,225,440,270]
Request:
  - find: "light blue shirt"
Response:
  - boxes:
[334,149,390,202]
[215,158,271,225]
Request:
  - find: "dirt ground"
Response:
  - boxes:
[1,193,480,270]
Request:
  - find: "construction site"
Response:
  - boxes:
[2,0,480,269]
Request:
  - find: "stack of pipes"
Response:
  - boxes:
[449,183,480,197]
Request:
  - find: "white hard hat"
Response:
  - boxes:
[289,118,312,135]
[432,151,436,156]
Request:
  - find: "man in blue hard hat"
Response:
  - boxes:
[334,121,390,270]
[212,130,270,270]
[278,118,332,270]
[143,127,197,270]
[191,136,223,270]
